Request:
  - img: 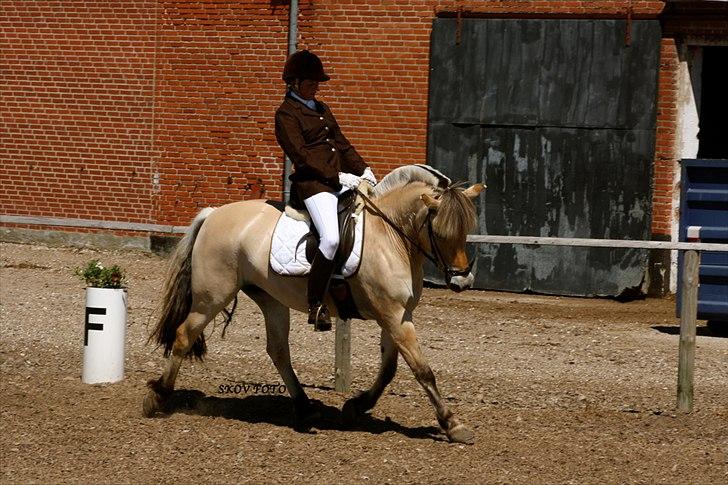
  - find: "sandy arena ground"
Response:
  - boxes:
[1,241,727,483]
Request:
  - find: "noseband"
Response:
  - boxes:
[356,187,472,281]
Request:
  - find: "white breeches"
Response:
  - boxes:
[303,191,341,260]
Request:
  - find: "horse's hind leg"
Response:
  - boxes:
[342,329,397,425]
[383,309,475,444]
[244,288,315,432]
[143,307,217,417]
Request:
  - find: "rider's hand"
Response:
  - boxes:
[362,167,377,187]
[339,172,361,190]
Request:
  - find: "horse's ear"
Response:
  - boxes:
[462,183,485,198]
[420,193,441,209]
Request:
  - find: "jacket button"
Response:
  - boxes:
[319,116,324,120]
[324,126,329,130]
[325,138,330,142]
[331,147,336,151]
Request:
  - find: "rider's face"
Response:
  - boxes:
[298,79,319,100]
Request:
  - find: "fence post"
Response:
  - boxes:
[677,249,700,412]
[335,318,351,392]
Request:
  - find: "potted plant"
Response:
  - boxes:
[74,260,128,384]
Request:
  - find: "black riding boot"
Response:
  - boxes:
[307,249,336,331]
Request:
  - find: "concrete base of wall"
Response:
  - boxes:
[1,227,152,252]
[149,235,182,255]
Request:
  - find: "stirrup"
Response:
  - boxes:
[308,304,332,332]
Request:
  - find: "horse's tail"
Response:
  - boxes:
[150,207,215,360]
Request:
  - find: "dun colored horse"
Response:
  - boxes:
[144,165,483,444]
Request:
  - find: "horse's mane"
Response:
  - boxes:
[373,164,451,197]
[373,165,477,239]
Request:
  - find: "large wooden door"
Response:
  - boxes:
[427,18,661,296]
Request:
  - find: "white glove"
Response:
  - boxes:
[361,167,377,187]
[339,172,361,190]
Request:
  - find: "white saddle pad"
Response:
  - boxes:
[269,210,364,278]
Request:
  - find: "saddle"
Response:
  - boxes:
[284,189,359,276]
[267,187,367,320]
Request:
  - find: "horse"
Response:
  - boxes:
[143,164,484,444]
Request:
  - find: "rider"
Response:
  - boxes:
[275,50,376,331]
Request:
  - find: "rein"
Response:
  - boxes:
[354,187,471,280]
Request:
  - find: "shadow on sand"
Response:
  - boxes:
[163,390,444,441]
[652,324,728,338]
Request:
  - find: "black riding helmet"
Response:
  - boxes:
[282,50,330,83]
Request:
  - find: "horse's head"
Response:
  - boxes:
[420,183,484,292]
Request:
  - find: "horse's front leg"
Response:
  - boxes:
[245,288,316,432]
[384,309,475,444]
[342,328,398,425]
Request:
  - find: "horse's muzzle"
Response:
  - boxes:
[447,272,474,293]
[444,256,475,293]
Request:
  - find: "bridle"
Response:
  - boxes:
[355,187,473,282]
[423,211,474,279]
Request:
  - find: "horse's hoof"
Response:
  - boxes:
[142,390,165,418]
[341,392,369,428]
[292,399,319,433]
[447,424,475,444]
[293,416,314,432]
[341,399,358,428]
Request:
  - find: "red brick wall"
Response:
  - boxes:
[296,1,433,177]
[1,0,702,237]
[652,38,679,237]
[153,1,289,225]
[1,1,157,222]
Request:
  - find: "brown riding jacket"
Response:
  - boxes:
[275,94,368,208]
